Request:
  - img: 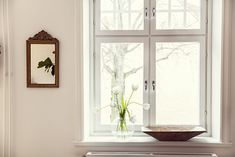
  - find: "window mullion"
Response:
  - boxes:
[149,38,156,126]
[143,37,150,126]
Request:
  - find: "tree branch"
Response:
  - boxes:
[117,0,123,29]
[124,66,143,78]
[156,44,193,63]
[103,63,114,75]
[125,44,141,54]
[101,21,111,30]
[132,12,142,29]
[101,48,114,75]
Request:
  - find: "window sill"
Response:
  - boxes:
[74,136,232,148]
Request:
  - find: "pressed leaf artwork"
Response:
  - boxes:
[27,30,59,87]
[37,57,55,76]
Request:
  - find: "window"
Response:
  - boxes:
[89,0,209,136]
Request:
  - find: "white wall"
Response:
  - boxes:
[0,3,4,156]
[9,0,78,156]
[1,0,235,157]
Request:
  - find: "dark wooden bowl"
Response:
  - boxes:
[142,126,206,141]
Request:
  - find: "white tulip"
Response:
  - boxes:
[132,84,139,91]
[143,103,150,110]
[112,86,122,95]
[130,115,137,123]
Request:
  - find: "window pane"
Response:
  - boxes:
[100,0,144,30]
[155,0,201,30]
[155,42,200,125]
[171,0,184,10]
[171,12,184,29]
[156,0,168,10]
[100,42,144,125]
[186,11,200,29]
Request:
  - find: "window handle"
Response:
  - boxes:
[152,7,156,17]
[152,81,156,91]
[145,7,148,18]
[144,80,148,91]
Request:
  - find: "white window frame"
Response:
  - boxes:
[95,0,149,35]
[90,0,210,137]
[92,37,150,135]
[149,36,207,129]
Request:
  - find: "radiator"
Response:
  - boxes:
[86,152,217,157]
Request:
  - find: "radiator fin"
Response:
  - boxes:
[86,152,217,157]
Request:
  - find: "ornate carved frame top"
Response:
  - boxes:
[28,30,58,41]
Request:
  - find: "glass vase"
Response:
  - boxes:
[112,117,134,140]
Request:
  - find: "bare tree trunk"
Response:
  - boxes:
[110,45,127,121]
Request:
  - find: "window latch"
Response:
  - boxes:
[145,7,148,18]
[144,80,148,91]
[152,8,156,17]
[152,81,156,91]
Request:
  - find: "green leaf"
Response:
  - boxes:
[121,95,126,110]
[37,57,55,76]
[51,65,55,76]
[127,109,131,119]
[38,57,53,68]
